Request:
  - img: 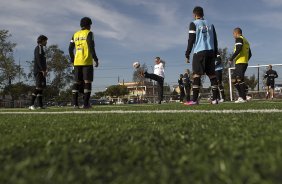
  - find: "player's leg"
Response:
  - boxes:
[72,66,83,108]
[270,83,275,99]
[216,70,225,101]
[233,64,248,103]
[83,65,94,108]
[185,53,204,105]
[184,85,191,102]
[156,76,164,104]
[206,52,219,104]
[37,72,46,109]
[238,64,248,100]
[29,72,43,110]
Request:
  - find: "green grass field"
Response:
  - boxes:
[1,101,282,184]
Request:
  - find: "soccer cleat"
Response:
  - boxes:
[211,99,218,105]
[73,105,80,109]
[184,101,198,106]
[38,106,45,109]
[82,105,92,109]
[235,97,247,103]
[29,105,36,110]
[218,99,225,103]
[246,96,252,101]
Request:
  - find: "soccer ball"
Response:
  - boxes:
[133,61,140,69]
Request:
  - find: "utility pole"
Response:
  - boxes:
[257,64,260,92]
[18,58,21,83]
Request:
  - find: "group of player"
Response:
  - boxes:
[28,6,278,109]
[140,6,252,105]
[29,17,98,110]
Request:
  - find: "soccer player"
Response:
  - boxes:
[178,74,185,103]
[185,6,219,105]
[183,69,192,102]
[140,57,165,104]
[264,65,278,99]
[29,35,48,110]
[69,17,99,109]
[229,27,252,103]
[215,53,225,102]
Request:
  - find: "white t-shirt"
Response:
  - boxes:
[154,62,165,78]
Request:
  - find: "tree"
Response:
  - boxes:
[0,30,25,87]
[46,45,72,90]
[105,85,129,98]
[245,74,258,90]
[93,91,107,99]
[2,82,32,100]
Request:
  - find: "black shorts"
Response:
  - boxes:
[35,72,46,88]
[74,65,94,82]
[232,64,248,81]
[192,50,216,76]
[266,81,275,89]
[215,70,223,83]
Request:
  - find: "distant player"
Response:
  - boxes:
[178,74,185,102]
[29,35,48,110]
[183,69,192,102]
[264,65,278,99]
[185,6,219,105]
[215,53,225,102]
[69,17,99,109]
[229,27,252,103]
[140,57,165,104]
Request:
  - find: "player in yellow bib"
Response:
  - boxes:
[69,17,99,109]
[229,27,252,103]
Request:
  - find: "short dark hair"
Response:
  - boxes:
[80,17,92,28]
[37,35,48,44]
[234,27,242,35]
[155,57,160,60]
[193,6,204,17]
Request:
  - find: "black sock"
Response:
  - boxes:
[72,92,79,106]
[37,90,43,107]
[218,84,225,99]
[72,83,80,106]
[192,88,199,102]
[239,82,246,100]
[31,89,39,106]
[84,83,92,106]
[210,78,219,101]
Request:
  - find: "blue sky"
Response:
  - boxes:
[1,0,282,91]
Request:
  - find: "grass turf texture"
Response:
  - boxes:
[1,102,282,184]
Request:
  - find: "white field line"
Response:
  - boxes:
[0,109,282,114]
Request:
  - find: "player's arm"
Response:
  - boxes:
[68,36,75,64]
[229,37,243,62]
[212,25,218,56]
[275,71,278,78]
[264,72,268,79]
[185,22,196,61]
[87,32,99,67]
[248,48,252,60]
[160,60,165,68]
[34,46,46,73]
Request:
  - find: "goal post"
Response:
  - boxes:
[228,64,282,101]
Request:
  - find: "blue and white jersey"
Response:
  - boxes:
[191,19,215,53]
